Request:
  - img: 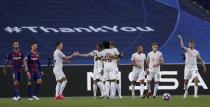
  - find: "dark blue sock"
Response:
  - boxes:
[27,85,32,98]
[33,84,40,96]
[14,85,19,97]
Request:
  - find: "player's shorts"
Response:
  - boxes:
[184,69,198,80]
[27,71,41,82]
[11,71,22,82]
[131,71,145,81]
[104,64,117,81]
[53,67,66,81]
[147,71,160,82]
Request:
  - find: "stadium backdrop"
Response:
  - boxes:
[0,0,210,97]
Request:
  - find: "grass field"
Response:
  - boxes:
[0,95,210,107]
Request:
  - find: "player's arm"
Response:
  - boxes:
[37,57,44,75]
[178,34,187,52]
[78,53,92,57]
[131,60,141,69]
[107,53,119,59]
[3,59,9,75]
[63,51,79,60]
[197,57,207,74]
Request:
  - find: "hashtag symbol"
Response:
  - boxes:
[4,27,22,33]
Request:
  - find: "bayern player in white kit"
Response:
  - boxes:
[77,43,105,99]
[109,41,123,98]
[53,41,78,99]
[101,41,120,98]
[146,42,164,98]
[178,35,206,98]
[130,45,148,99]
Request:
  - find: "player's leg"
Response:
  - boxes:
[146,72,153,97]
[96,79,104,97]
[59,77,67,99]
[27,72,33,100]
[131,71,138,99]
[104,71,110,98]
[184,70,190,98]
[12,72,21,101]
[115,71,122,98]
[153,72,160,98]
[93,79,97,98]
[53,69,63,99]
[32,72,42,100]
[139,72,145,99]
[110,71,117,98]
[193,70,199,98]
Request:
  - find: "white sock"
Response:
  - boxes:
[59,80,67,95]
[55,83,62,96]
[153,84,158,96]
[131,84,135,96]
[105,81,110,96]
[93,84,97,97]
[194,85,198,96]
[115,83,121,96]
[97,81,105,96]
[147,83,151,92]
[140,84,144,96]
[110,82,116,97]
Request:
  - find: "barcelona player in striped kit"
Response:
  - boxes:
[27,42,44,100]
[3,40,28,101]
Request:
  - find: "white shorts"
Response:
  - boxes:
[104,64,117,81]
[184,69,198,80]
[147,71,160,82]
[53,67,66,81]
[131,71,145,81]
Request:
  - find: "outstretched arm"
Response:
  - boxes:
[63,51,79,60]
[178,34,187,52]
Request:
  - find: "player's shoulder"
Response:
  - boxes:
[132,52,137,56]
[157,51,162,54]
[148,51,153,55]
[193,49,199,53]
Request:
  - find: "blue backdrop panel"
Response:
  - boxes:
[0,0,209,65]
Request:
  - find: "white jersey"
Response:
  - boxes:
[147,51,163,72]
[102,48,119,71]
[185,48,200,71]
[89,50,103,72]
[131,52,146,72]
[53,49,66,69]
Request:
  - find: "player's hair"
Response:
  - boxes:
[109,41,115,46]
[136,44,142,50]
[12,40,18,44]
[55,41,62,47]
[31,42,37,46]
[189,40,195,43]
[103,41,110,49]
[97,42,103,49]
[152,42,158,46]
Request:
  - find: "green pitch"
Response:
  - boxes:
[0,95,210,107]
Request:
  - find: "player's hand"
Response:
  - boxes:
[3,67,7,75]
[65,61,71,64]
[119,52,123,57]
[203,68,207,74]
[73,51,79,56]
[145,70,150,75]
[153,64,158,67]
[41,72,44,76]
[25,67,28,72]
[137,65,142,69]
[27,72,31,79]
[178,35,182,39]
